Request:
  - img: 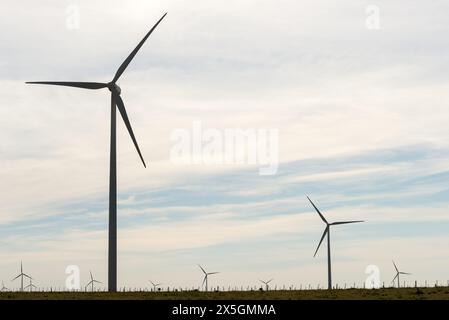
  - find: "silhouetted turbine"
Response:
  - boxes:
[25,278,37,292]
[198,265,219,292]
[26,13,168,292]
[1,281,8,292]
[11,261,31,292]
[392,261,411,288]
[307,196,364,290]
[149,280,162,292]
[259,279,273,291]
[86,271,102,292]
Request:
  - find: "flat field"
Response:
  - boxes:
[1,287,449,300]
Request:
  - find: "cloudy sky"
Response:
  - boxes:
[1,0,449,290]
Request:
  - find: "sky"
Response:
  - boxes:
[1,0,449,290]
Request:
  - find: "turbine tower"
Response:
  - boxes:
[86,271,102,292]
[198,265,219,292]
[392,261,411,288]
[307,196,364,290]
[259,279,273,291]
[26,13,168,292]
[149,280,162,292]
[11,261,31,292]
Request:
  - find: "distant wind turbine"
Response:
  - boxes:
[25,278,37,292]
[198,265,219,292]
[26,13,168,292]
[11,261,31,292]
[392,261,411,288]
[86,271,102,292]
[149,280,162,292]
[307,196,364,290]
[1,281,8,292]
[259,279,273,291]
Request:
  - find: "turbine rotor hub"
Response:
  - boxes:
[108,83,121,95]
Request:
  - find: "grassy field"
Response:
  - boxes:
[1,287,449,300]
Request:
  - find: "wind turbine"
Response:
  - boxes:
[307,196,364,290]
[25,278,37,292]
[259,279,273,291]
[85,271,102,292]
[392,261,411,288]
[198,265,219,292]
[11,261,31,292]
[149,280,162,292]
[1,281,8,292]
[26,13,168,292]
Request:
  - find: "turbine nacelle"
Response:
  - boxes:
[108,83,122,95]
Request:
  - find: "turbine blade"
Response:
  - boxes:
[307,196,328,224]
[268,279,273,283]
[90,271,93,281]
[26,81,108,90]
[391,274,398,283]
[330,220,364,226]
[202,276,207,287]
[11,274,20,281]
[208,272,219,275]
[93,280,102,284]
[23,274,32,279]
[392,261,399,273]
[314,226,329,257]
[400,272,411,275]
[198,265,207,275]
[112,92,146,168]
[113,13,168,82]
[150,280,155,286]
